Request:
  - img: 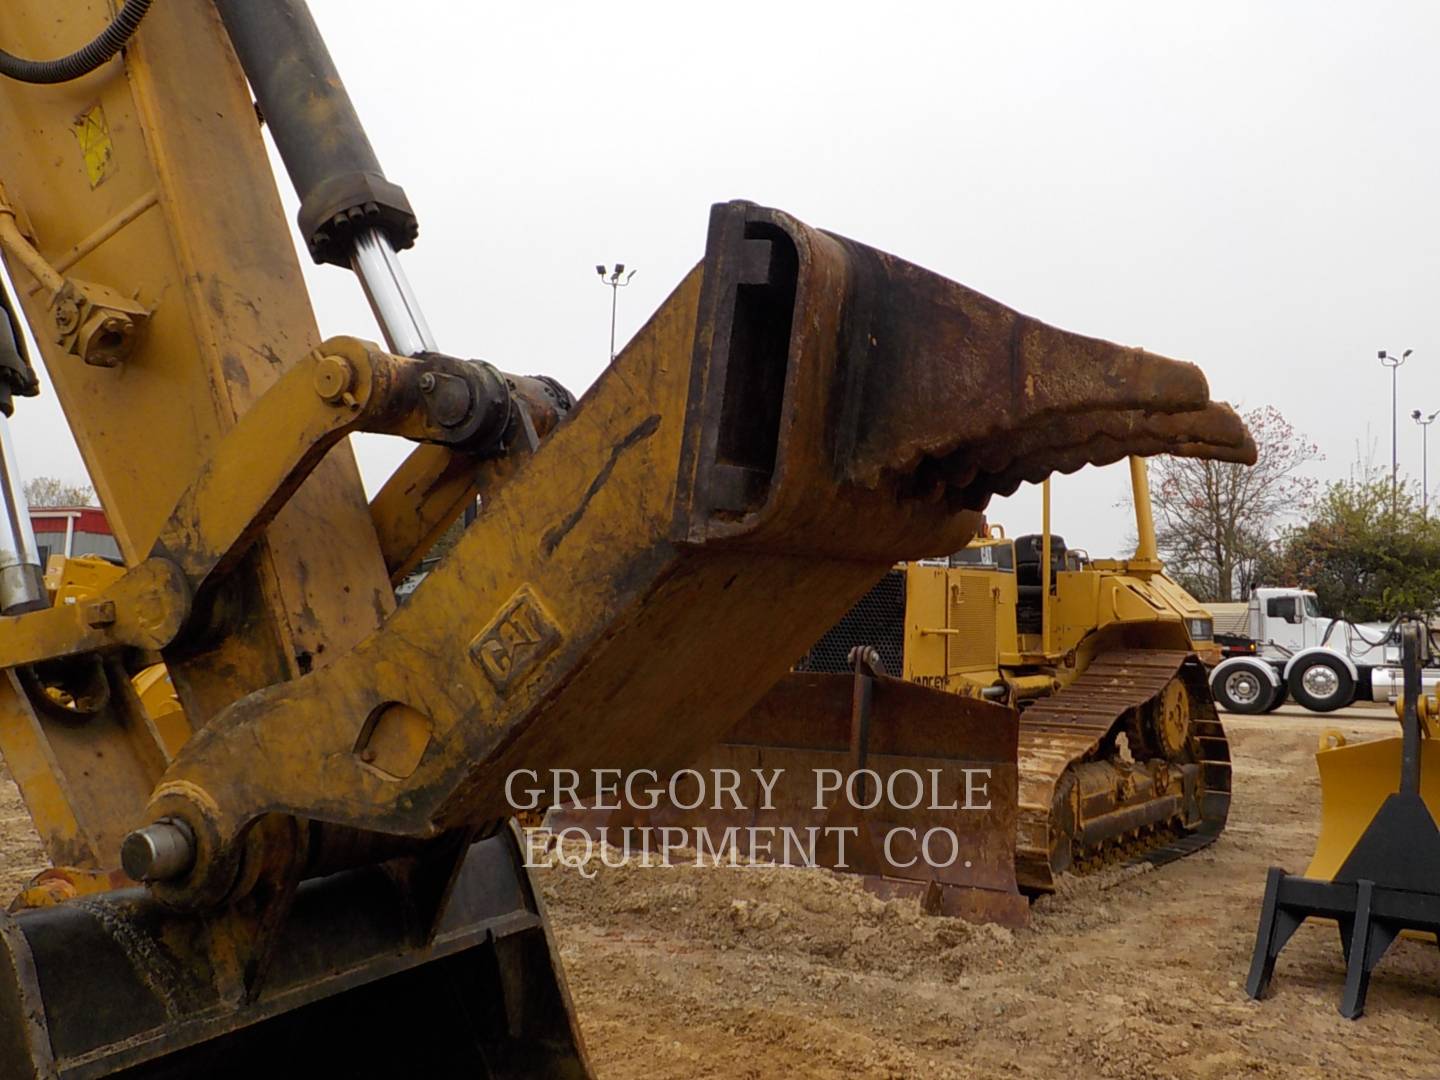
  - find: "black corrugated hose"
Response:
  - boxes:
[0,0,153,84]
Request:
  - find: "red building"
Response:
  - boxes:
[29,506,119,565]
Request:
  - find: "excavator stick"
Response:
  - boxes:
[114,201,1253,904]
[554,664,1029,928]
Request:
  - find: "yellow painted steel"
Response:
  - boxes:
[0,1,391,872]
[0,6,1258,1069]
[42,555,190,749]
[1304,727,1440,945]
[1306,691,1440,888]
[131,664,188,761]
[1306,734,1440,880]
[910,459,1211,699]
[1128,455,1159,564]
[71,103,115,188]
[44,553,122,603]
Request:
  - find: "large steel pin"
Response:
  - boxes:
[121,820,196,882]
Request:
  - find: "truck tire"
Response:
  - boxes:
[1262,681,1288,713]
[1211,659,1275,714]
[1287,655,1354,713]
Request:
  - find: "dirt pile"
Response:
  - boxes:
[541,712,1440,1079]
[536,849,1020,984]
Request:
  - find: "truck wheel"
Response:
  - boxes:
[1287,655,1354,713]
[1211,660,1274,714]
[1262,682,1289,713]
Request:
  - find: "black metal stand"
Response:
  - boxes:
[1246,624,1440,1018]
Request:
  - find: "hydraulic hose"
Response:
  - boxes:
[1320,613,1407,656]
[0,0,153,84]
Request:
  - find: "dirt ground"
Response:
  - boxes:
[1,707,1437,1077]
[534,707,1440,1079]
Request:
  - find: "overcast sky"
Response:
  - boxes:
[12,0,1440,557]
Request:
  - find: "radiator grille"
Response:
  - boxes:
[796,570,906,676]
[947,575,997,672]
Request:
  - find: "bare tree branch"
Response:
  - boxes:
[23,476,96,508]
[1150,406,1320,601]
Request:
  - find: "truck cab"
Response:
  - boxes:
[1248,588,1395,667]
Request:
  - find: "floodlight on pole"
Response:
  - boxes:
[596,263,638,362]
[1379,348,1413,514]
[1415,407,1439,516]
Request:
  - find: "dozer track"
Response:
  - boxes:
[1015,649,1231,892]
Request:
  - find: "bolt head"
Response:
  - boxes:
[52,301,79,334]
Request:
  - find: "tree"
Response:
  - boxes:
[23,476,95,507]
[1260,467,1440,621]
[1149,406,1320,602]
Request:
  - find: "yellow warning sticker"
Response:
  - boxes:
[72,103,114,188]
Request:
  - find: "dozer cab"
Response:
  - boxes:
[0,1,1253,1074]
[563,455,1242,915]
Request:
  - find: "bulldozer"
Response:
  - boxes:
[0,1,1253,1074]
[562,455,1239,909]
[877,457,1233,892]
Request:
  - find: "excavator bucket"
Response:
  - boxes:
[554,665,1029,928]
[0,830,590,1079]
[1306,733,1440,882]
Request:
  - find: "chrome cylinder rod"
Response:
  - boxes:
[0,414,45,613]
[351,226,437,357]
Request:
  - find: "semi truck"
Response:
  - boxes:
[1207,587,1437,713]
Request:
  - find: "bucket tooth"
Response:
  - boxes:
[952,402,1258,499]
[964,402,1253,477]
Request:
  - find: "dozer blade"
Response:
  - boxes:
[0,830,588,1080]
[554,671,1028,928]
[1306,734,1440,882]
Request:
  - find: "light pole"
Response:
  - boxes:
[1380,348,1413,514]
[1414,408,1439,516]
[595,264,637,362]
